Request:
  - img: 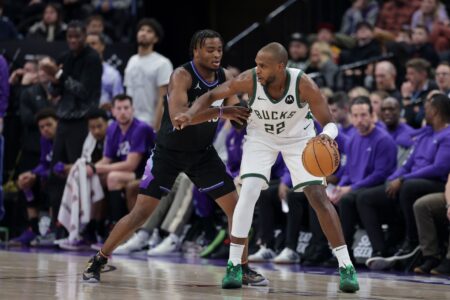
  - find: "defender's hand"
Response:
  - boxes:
[174,112,193,130]
[221,106,251,124]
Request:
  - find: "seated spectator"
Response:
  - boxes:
[17,57,55,178]
[330,96,397,260]
[369,90,388,124]
[305,41,339,89]
[287,32,309,70]
[27,3,67,42]
[409,25,440,67]
[340,21,382,87]
[6,59,39,178]
[365,93,450,269]
[86,14,113,44]
[328,91,355,138]
[315,23,353,61]
[413,173,450,275]
[429,19,450,53]
[374,61,402,101]
[435,62,450,97]
[86,32,124,111]
[91,0,133,42]
[55,108,110,250]
[380,97,415,165]
[340,0,379,36]
[411,0,448,32]
[90,94,155,230]
[340,21,382,65]
[10,108,58,246]
[375,0,421,38]
[401,58,438,128]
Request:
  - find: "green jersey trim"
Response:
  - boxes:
[248,69,257,107]
[295,69,306,109]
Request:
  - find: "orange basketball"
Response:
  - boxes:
[302,138,340,177]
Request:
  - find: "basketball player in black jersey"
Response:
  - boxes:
[82,29,266,286]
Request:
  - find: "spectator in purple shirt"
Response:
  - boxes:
[89,94,155,227]
[364,93,450,269]
[381,97,415,166]
[330,96,397,256]
[11,109,58,246]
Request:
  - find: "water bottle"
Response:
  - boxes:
[24,189,34,202]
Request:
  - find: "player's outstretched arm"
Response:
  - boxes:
[174,70,254,129]
[300,74,338,146]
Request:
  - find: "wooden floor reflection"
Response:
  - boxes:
[0,250,449,300]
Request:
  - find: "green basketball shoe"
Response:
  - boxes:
[339,265,359,293]
[221,261,242,289]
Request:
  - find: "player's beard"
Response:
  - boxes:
[118,117,132,126]
[263,75,276,87]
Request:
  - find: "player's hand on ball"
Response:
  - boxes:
[174,113,193,130]
[317,134,338,149]
[221,106,251,125]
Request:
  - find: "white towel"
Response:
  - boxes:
[57,158,104,242]
[81,132,97,162]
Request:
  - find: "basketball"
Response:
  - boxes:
[302,138,340,177]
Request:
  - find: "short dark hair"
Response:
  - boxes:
[35,108,58,123]
[328,91,350,109]
[112,94,133,106]
[406,58,430,74]
[45,3,63,24]
[67,20,86,34]
[356,21,374,32]
[86,14,104,26]
[86,108,108,121]
[429,93,450,122]
[189,29,224,58]
[137,18,164,42]
[87,32,106,45]
[350,96,373,114]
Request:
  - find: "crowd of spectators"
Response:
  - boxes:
[0,0,449,276]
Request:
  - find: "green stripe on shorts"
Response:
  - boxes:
[241,173,269,185]
[293,180,324,191]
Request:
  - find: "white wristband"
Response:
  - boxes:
[321,123,338,139]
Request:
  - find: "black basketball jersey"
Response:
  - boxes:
[156,61,226,151]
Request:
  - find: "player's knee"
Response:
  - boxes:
[107,172,125,190]
[304,185,330,212]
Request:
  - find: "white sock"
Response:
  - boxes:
[229,243,245,265]
[333,245,353,268]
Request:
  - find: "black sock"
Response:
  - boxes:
[108,190,127,224]
[29,217,39,235]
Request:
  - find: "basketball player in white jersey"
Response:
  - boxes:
[175,42,359,293]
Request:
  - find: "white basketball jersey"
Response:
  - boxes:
[247,68,315,142]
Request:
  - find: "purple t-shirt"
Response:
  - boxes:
[339,126,397,190]
[32,137,53,177]
[387,122,415,148]
[388,126,450,182]
[104,118,155,163]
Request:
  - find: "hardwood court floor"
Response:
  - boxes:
[0,249,449,300]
